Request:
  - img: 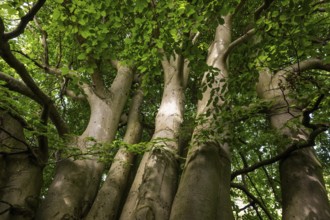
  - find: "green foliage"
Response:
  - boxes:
[0,0,329,219]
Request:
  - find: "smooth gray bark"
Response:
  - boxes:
[36,64,133,219]
[86,89,143,220]
[257,68,330,220]
[170,16,234,220]
[280,148,330,219]
[120,55,187,220]
[0,110,42,220]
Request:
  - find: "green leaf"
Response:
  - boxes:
[77,53,86,60]
[61,66,70,75]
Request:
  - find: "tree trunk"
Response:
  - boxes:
[86,89,143,220]
[257,69,330,219]
[119,55,187,220]
[36,64,133,219]
[280,148,330,219]
[0,110,43,220]
[170,16,234,220]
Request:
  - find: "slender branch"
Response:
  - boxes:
[302,94,325,129]
[312,0,329,7]
[231,96,328,180]
[0,71,68,136]
[0,200,12,215]
[233,0,248,17]
[222,28,256,61]
[12,50,85,101]
[12,50,62,75]
[231,183,273,220]
[3,0,46,41]
[0,126,30,148]
[231,127,326,179]
[256,152,281,204]
[0,71,38,100]
[191,31,200,44]
[0,41,52,104]
[252,202,264,220]
[254,0,275,20]
[239,201,254,212]
[0,150,30,156]
[246,174,268,214]
[34,17,49,66]
[38,104,49,164]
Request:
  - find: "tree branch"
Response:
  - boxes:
[3,0,46,41]
[0,41,52,104]
[231,183,273,220]
[231,95,328,179]
[233,0,248,17]
[0,126,30,148]
[34,17,49,66]
[0,71,68,136]
[12,50,62,75]
[278,58,330,76]
[254,0,275,20]
[222,28,256,61]
[0,71,38,100]
[0,200,12,215]
[38,104,49,164]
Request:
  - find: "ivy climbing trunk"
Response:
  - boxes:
[85,89,143,220]
[170,16,234,220]
[257,67,330,219]
[36,64,133,220]
[0,110,43,220]
[119,55,188,220]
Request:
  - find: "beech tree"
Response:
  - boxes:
[0,0,330,219]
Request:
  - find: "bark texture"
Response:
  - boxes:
[119,55,187,220]
[170,16,234,220]
[280,148,330,219]
[257,68,330,219]
[86,89,143,220]
[36,64,133,219]
[0,110,42,220]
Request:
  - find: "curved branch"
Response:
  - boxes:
[231,95,328,180]
[278,58,330,76]
[231,183,273,220]
[0,41,52,104]
[0,71,37,100]
[3,0,46,41]
[0,71,68,136]
[231,126,327,179]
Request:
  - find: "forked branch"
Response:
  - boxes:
[231,183,273,220]
[231,95,328,179]
[3,0,46,41]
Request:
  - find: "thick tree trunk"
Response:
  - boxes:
[85,89,143,220]
[36,65,133,219]
[0,110,43,220]
[280,148,330,219]
[119,55,187,220]
[170,16,234,220]
[257,69,330,219]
